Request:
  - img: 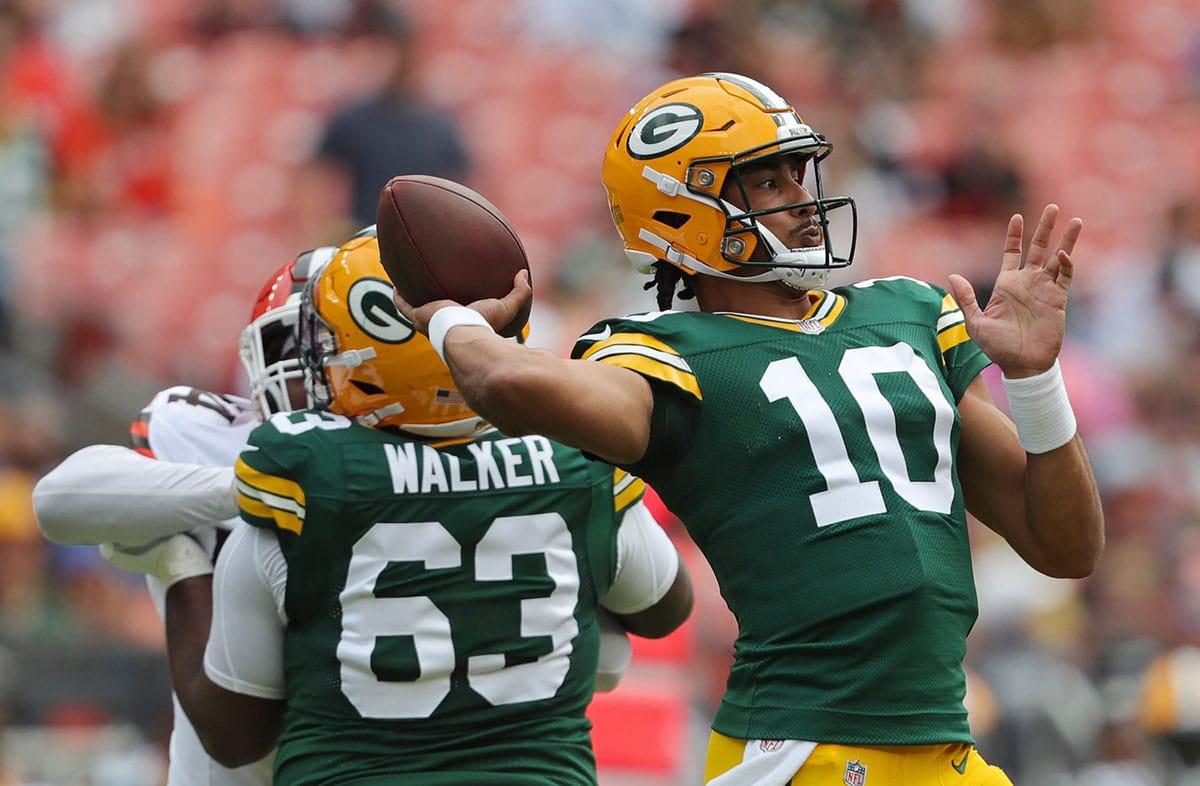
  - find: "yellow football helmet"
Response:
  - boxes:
[601,72,857,290]
[299,231,490,437]
[1138,645,1200,735]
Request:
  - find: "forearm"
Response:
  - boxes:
[1019,436,1105,577]
[167,577,280,767]
[1003,362,1104,577]
[33,445,237,545]
[444,328,652,465]
[165,577,226,751]
[959,377,1104,578]
[443,327,562,436]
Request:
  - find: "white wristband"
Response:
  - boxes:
[427,306,494,363]
[1001,360,1078,454]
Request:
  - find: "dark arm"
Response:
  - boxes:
[610,564,694,639]
[165,576,285,767]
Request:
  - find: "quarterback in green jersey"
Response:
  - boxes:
[110,235,692,786]
[393,73,1105,786]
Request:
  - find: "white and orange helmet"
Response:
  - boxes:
[239,245,338,418]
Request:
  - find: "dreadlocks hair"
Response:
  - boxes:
[646,261,695,311]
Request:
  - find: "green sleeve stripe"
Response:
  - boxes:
[235,458,306,534]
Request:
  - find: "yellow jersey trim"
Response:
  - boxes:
[612,469,647,513]
[581,332,701,400]
[234,458,306,535]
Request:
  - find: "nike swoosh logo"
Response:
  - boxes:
[578,325,613,343]
[952,751,969,774]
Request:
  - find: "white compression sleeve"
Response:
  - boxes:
[203,524,288,699]
[33,444,238,545]
[600,501,680,615]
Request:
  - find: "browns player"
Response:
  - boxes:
[33,244,337,786]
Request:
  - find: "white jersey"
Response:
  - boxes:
[32,385,273,786]
[134,387,273,786]
[131,386,258,530]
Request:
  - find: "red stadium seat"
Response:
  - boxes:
[589,674,692,781]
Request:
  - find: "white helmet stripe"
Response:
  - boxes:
[704,72,790,110]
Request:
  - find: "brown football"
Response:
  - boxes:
[376,175,531,337]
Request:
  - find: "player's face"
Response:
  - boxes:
[723,155,822,250]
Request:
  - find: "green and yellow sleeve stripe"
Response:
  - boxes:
[580,332,701,400]
[612,468,646,514]
[235,458,306,535]
[936,293,971,354]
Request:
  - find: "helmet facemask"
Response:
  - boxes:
[297,281,336,414]
[239,246,338,419]
[239,304,309,419]
[714,139,858,290]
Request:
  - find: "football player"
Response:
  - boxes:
[391,72,1106,785]
[101,231,693,784]
[33,244,337,785]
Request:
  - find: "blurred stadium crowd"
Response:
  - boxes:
[1,0,1200,783]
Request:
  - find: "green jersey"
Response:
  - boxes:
[235,415,646,785]
[572,276,990,745]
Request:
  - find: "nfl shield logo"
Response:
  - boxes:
[844,759,867,786]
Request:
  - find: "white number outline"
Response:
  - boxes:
[759,342,955,527]
[268,410,353,435]
[337,514,580,718]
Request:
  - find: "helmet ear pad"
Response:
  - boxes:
[301,234,490,437]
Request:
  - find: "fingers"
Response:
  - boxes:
[1000,213,1024,272]
[947,273,981,324]
[392,287,415,320]
[391,288,456,334]
[1042,216,1082,281]
[1055,216,1083,258]
[497,276,532,310]
[1025,204,1059,269]
[392,273,531,338]
[1053,249,1075,291]
[1005,205,1081,280]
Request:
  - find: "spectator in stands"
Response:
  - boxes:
[0,1,58,349]
[51,40,174,219]
[306,2,472,234]
[1158,198,1200,353]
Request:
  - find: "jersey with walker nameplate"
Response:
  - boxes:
[130,385,258,531]
[572,276,991,746]
[235,412,645,786]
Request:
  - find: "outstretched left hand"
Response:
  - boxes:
[947,204,1082,378]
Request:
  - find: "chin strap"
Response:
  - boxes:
[634,228,831,289]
